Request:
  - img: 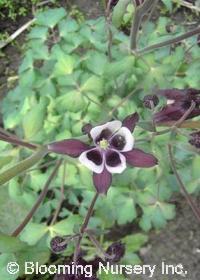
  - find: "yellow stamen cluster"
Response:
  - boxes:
[99,139,109,150]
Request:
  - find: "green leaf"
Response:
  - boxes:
[81,75,103,96]
[50,215,81,236]
[28,26,49,41]
[53,54,75,76]
[0,188,29,235]
[103,55,135,79]
[56,91,86,113]
[22,98,48,140]
[122,233,148,252]
[36,8,67,28]
[112,0,132,28]
[20,223,48,245]
[115,197,136,225]
[0,232,27,253]
[0,253,18,280]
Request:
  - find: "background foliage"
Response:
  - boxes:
[0,2,200,279]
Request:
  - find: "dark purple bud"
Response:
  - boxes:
[50,236,67,253]
[106,241,125,263]
[189,131,200,149]
[143,95,159,109]
[82,123,93,137]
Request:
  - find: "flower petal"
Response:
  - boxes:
[153,104,186,123]
[48,139,90,157]
[79,148,104,174]
[123,148,158,167]
[110,127,134,152]
[122,112,139,132]
[157,88,200,101]
[156,89,186,101]
[93,168,112,194]
[105,149,126,173]
[90,120,122,143]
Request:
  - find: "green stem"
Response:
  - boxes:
[168,144,200,223]
[73,192,99,264]
[130,0,157,50]
[12,159,62,237]
[0,146,48,186]
[138,26,200,54]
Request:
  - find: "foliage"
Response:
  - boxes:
[0,4,200,280]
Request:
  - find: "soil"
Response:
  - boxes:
[1,1,200,280]
[138,197,200,280]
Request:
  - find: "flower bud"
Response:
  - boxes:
[50,236,67,253]
[143,95,159,109]
[106,241,125,262]
[189,131,200,149]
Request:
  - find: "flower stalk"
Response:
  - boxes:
[0,145,48,186]
[73,192,99,264]
[12,159,63,237]
[168,144,200,223]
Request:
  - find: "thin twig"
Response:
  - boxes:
[0,19,36,49]
[168,144,200,223]
[105,0,113,61]
[138,26,200,54]
[86,229,113,260]
[108,87,140,118]
[130,0,157,50]
[0,133,38,150]
[176,0,200,13]
[73,193,99,264]
[11,159,62,237]
[50,162,66,225]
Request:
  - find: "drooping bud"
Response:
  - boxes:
[143,95,159,109]
[50,236,68,253]
[189,131,200,149]
[106,241,125,263]
[82,123,92,137]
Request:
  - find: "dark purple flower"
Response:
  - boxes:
[153,88,200,123]
[143,95,159,109]
[189,131,200,148]
[50,236,68,253]
[106,241,125,263]
[48,113,158,194]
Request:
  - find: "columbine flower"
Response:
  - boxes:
[153,88,200,123]
[48,113,158,194]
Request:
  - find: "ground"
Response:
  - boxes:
[0,1,200,279]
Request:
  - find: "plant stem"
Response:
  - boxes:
[0,146,48,186]
[50,161,66,225]
[130,0,157,50]
[11,159,63,237]
[0,132,38,150]
[168,144,200,223]
[73,192,99,264]
[138,26,200,54]
[105,0,113,61]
